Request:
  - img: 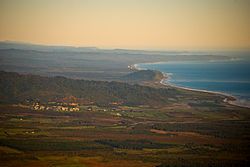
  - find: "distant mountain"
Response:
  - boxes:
[0,41,98,52]
[0,41,231,81]
[0,41,180,54]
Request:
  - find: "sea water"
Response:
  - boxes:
[137,58,250,106]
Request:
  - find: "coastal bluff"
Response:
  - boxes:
[120,70,164,83]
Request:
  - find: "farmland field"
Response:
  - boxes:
[0,99,249,167]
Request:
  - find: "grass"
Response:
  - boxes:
[0,146,22,154]
[0,104,250,166]
[38,156,88,167]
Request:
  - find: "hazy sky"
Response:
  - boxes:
[0,0,249,50]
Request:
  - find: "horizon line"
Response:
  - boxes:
[1,40,250,52]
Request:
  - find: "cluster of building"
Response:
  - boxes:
[32,102,80,112]
[30,101,137,115]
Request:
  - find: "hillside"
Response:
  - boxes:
[0,71,182,106]
[121,70,164,83]
[0,42,230,81]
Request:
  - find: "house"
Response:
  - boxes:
[116,113,121,116]
[32,103,45,111]
[69,107,80,112]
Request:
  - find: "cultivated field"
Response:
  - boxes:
[0,100,249,167]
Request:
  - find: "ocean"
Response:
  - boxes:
[137,58,250,106]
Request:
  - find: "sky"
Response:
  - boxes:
[0,0,249,50]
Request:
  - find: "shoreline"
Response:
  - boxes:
[131,63,250,109]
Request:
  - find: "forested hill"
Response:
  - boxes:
[0,71,181,106]
[121,70,164,83]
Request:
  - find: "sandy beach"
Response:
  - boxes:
[131,63,250,109]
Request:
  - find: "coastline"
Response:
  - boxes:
[131,63,250,109]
